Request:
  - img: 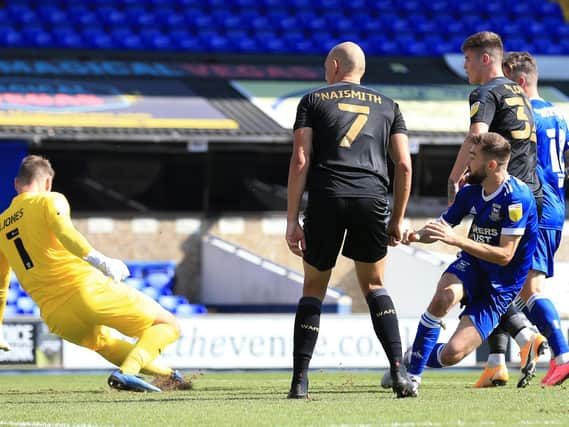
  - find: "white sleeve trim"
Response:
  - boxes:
[502,227,525,236]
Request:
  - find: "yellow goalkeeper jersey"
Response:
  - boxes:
[0,191,102,316]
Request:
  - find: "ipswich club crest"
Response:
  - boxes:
[490,203,502,222]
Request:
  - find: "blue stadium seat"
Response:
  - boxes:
[125,261,146,279]
[0,0,567,56]
[140,29,172,50]
[158,295,179,312]
[7,287,19,305]
[184,12,214,30]
[511,2,531,16]
[37,6,68,26]
[504,36,529,52]
[16,296,36,315]
[351,13,379,33]
[454,2,478,15]
[555,24,569,39]
[176,303,208,316]
[23,27,56,48]
[102,10,128,28]
[8,7,38,26]
[399,0,422,14]
[141,286,160,301]
[377,39,399,56]
[125,277,145,290]
[174,34,207,52]
[542,44,564,55]
[112,28,137,46]
[0,9,10,25]
[128,11,156,28]
[145,271,173,291]
[4,305,18,318]
[251,15,272,31]
[261,38,287,53]
[72,9,99,27]
[535,1,563,15]
[155,10,186,28]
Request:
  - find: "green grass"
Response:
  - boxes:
[0,370,567,426]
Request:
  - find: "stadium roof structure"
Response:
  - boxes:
[0,51,567,149]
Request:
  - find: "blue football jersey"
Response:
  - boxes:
[442,175,538,291]
[531,98,569,230]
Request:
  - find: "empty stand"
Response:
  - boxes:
[0,0,566,55]
[6,261,207,318]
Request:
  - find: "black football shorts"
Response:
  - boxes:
[302,196,390,271]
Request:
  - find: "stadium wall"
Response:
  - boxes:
[60,316,569,370]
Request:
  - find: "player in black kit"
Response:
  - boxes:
[448,31,541,205]
[448,31,546,388]
[285,41,415,398]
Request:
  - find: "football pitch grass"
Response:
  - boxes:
[0,370,567,427]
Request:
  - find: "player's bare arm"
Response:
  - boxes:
[387,132,412,245]
[286,127,312,256]
[424,220,522,266]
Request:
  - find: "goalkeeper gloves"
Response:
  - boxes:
[84,250,130,282]
[0,326,11,351]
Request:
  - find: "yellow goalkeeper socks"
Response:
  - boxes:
[120,323,180,376]
[97,336,173,377]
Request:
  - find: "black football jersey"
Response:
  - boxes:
[294,82,407,198]
[469,76,541,195]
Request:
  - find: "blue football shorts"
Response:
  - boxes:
[531,228,562,278]
[445,254,520,341]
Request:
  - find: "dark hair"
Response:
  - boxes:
[17,155,55,185]
[467,132,511,166]
[503,51,538,85]
[461,31,503,61]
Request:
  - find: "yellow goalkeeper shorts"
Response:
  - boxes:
[42,278,163,350]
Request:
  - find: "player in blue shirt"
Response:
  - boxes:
[479,52,569,387]
[403,132,538,395]
[448,31,545,389]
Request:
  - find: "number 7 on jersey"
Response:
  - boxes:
[338,103,370,147]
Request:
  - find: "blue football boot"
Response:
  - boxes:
[107,370,162,392]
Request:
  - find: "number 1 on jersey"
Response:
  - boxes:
[6,228,34,270]
[338,103,370,147]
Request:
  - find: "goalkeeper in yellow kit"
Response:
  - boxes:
[0,155,187,392]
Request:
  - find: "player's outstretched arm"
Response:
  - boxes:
[47,194,130,282]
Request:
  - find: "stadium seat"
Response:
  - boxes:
[3,305,18,318]
[158,295,179,312]
[37,6,68,26]
[16,296,36,315]
[141,286,160,300]
[176,303,208,316]
[0,2,566,68]
[145,271,173,291]
[124,277,145,290]
[7,287,19,305]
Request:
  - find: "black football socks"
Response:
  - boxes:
[366,288,403,374]
[292,296,322,378]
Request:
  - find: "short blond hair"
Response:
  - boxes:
[17,155,54,185]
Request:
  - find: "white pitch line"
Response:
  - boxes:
[329,421,564,427]
[0,421,114,427]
